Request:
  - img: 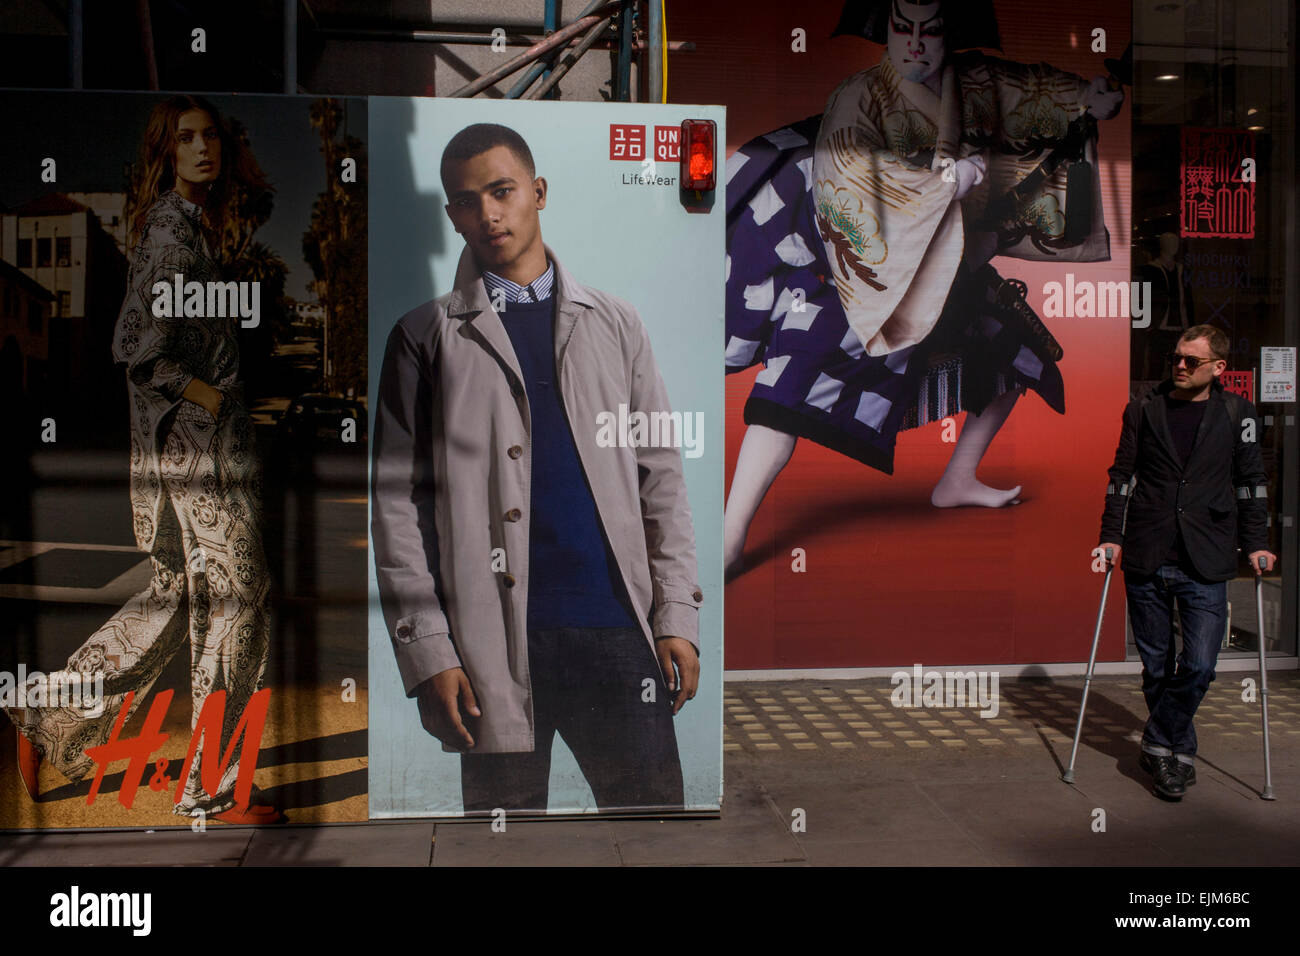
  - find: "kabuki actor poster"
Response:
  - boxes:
[366,98,725,817]
[0,91,369,827]
[672,0,1134,669]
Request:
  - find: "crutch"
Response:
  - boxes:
[1255,554,1276,800]
[1063,473,1135,784]
[1062,545,1115,784]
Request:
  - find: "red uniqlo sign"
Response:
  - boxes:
[1180,128,1256,239]
[653,125,680,161]
[1220,370,1254,403]
[608,124,645,161]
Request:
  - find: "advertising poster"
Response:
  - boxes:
[367,98,725,816]
[672,0,1134,670]
[0,91,370,827]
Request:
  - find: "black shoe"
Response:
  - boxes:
[1138,751,1160,776]
[1153,756,1187,799]
[1174,760,1196,787]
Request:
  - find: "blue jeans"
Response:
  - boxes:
[1125,564,1227,762]
[460,626,684,812]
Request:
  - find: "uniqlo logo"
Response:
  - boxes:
[609,124,645,161]
[1220,370,1253,403]
[653,125,680,161]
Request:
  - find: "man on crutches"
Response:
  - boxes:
[1095,325,1275,800]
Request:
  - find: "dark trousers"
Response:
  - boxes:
[460,626,684,812]
[1125,564,1228,762]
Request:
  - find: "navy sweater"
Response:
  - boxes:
[498,296,637,631]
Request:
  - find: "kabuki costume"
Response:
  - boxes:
[725,31,1112,472]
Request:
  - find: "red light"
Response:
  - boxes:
[680,119,716,191]
[689,142,710,178]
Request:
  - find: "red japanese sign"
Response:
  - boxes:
[653,125,681,161]
[1220,370,1254,403]
[608,124,645,161]
[1180,128,1256,239]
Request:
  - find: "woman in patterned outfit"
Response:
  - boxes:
[7,95,279,824]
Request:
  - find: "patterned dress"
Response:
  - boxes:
[5,191,270,816]
[726,51,1106,473]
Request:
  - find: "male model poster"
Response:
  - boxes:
[367,98,724,816]
[672,0,1134,669]
[0,90,370,827]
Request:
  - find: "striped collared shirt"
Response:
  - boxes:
[482,262,555,305]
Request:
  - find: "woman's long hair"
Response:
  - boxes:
[125,94,272,263]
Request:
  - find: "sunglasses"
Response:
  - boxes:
[1167,352,1219,371]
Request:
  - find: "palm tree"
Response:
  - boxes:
[303,98,367,398]
[228,240,290,396]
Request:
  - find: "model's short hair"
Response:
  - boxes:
[440,123,536,190]
[1181,324,1230,361]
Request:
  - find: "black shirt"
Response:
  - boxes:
[1163,394,1208,567]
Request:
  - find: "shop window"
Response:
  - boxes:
[1131,0,1296,659]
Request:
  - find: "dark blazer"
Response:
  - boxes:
[1099,379,1269,581]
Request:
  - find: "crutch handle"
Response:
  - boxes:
[1257,555,1268,573]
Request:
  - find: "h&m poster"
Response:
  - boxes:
[0,91,369,827]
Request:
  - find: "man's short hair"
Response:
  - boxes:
[440,123,536,190]
[1181,324,1230,362]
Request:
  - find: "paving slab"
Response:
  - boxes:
[1067,771,1300,866]
[915,779,1182,866]
[0,828,252,867]
[694,860,811,867]
[244,822,433,867]
[801,837,994,867]
[432,819,622,866]
[1069,763,1300,822]
[758,778,971,846]
[610,781,804,866]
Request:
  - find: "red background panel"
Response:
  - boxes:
[672,0,1133,668]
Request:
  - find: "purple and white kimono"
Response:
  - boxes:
[725,51,1108,472]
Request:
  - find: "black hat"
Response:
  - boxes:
[1104,43,1133,87]
[832,0,1003,52]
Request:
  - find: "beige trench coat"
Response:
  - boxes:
[371,245,702,753]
